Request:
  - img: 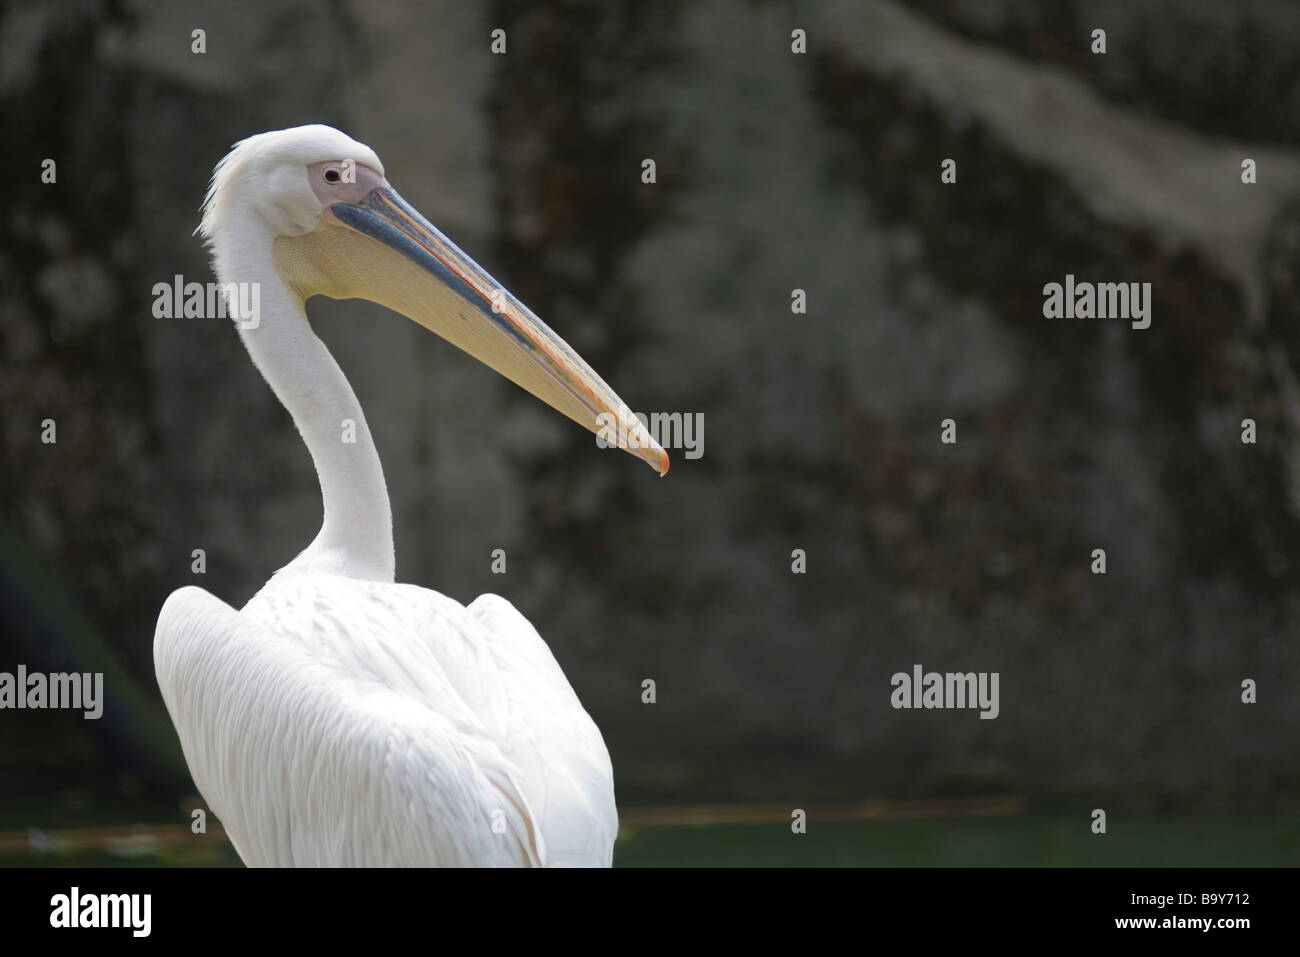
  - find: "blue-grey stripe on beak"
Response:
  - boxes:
[315,183,670,475]
[328,191,524,342]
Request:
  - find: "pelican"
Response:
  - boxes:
[154,125,668,867]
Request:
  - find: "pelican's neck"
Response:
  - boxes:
[217,222,395,582]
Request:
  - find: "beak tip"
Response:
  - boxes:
[642,440,669,477]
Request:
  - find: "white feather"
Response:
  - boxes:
[156,577,615,866]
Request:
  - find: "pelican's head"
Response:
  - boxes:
[199,124,668,475]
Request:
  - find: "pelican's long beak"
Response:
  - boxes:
[273,183,669,476]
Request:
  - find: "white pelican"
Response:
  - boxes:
[154,125,668,867]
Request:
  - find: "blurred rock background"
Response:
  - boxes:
[2,0,1298,828]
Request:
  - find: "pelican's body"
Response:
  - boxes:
[155,125,667,867]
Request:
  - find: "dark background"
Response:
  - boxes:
[1,0,1297,864]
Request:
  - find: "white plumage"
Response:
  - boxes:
[155,125,666,867]
[157,580,615,866]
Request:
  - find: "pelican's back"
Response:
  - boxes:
[155,576,616,866]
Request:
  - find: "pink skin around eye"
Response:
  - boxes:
[306,159,390,208]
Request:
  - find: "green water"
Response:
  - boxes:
[3,813,1296,867]
[614,814,1300,867]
